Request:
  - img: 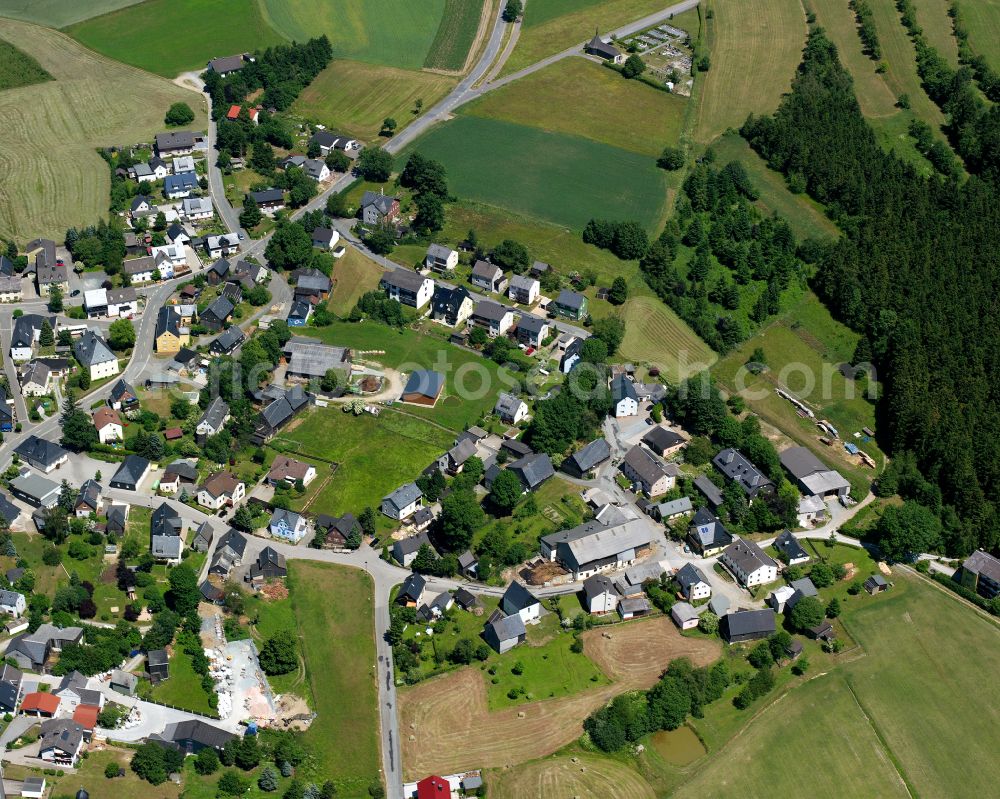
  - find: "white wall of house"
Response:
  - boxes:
[587,591,618,614]
[615,396,639,417]
[88,358,120,381]
[97,422,123,444]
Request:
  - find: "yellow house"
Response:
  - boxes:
[154,307,189,353]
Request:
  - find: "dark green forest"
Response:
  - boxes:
[741,30,1000,556]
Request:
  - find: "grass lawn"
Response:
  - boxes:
[68,0,285,77]
[401,595,500,680]
[273,404,453,519]
[463,57,687,157]
[287,561,380,793]
[405,115,669,231]
[619,295,717,379]
[709,132,839,242]
[327,248,385,317]
[0,0,143,27]
[959,0,1000,70]
[4,532,62,597]
[693,0,806,144]
[0,38,51,90]
[260,0,445,70]
[0,19,208,242]
[424,0,486,71]
[910,0,961,66]
[307,319,509,429]
[149,646,215,715]
[290,59,456,141]
[711,292,882,494]
[502,0,680,75]
[9,748,179,799]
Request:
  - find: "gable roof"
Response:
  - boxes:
[583,573,619,602]
[689,507,733,550]
[74,331,116,367]
[432,284,472,316]
[381,267,426,293]
[360,190,397,215]
[676,563,710,592]
[642,426,685,452]
[399,572,426,602]
[198,396,229,431]
[723,609,777,639]
[723,537,777,574]
[384,482,422,511]
[111,455,150,487]
[567,438,611,473]
[774,530,810,562]
[403,370,443,399]
[509,453,554,490]
[611,374,638,403]
[202,295,235,323]
[714,448,775,495]
[485,611,526,642]
[555,288,586,310]
[502,581,540,612]
[622,445,676,488]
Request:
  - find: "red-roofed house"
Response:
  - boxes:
[21,692,60,717]
[164,427,184,441]
[416,776,449,799]
[226,105,259,124]
[72,703,100,738]
[93,407,123,444]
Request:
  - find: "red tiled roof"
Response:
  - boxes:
[164,427,184,440]
[416,776,449,799]
[21,692,60,714]
[93,406,122,430]
[226,104,242,119]
[73,703,100,729]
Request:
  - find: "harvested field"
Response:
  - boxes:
[398,617,719,779]
[694,0,806,143]
[0,0,144,27]
[0,19,208,241]
[488,754,657,799]
[619,295,717,380]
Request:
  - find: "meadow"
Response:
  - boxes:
[693,0,806,144]
[149,646,216,715]
[960,0,1000,70]
[0,19,207,242]
[0,38,51,89]
[68,0,285,77]
[463,57,688,157]
[501,0,676,74]
[619,295,717,376]
[424,0,486,71]
[287,562,381,794]
[910,0,960,65]
[0,0,143,27]
[490,753,658,799]
[327,247,385,317]
[290,60,455,141]
[406,115,670,230]
[260,0,445,70]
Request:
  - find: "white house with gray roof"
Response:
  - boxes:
[675,563,712,601]
[196,397,230,438]
[74,331,119,381]
[380,268,433,309]
[381,483,422,520]
[494,392,528,424]
[470,300,513,337]
[507,274,539,305]
[619,445,677,497]
[720,537,778,588]
[425,243,458,272]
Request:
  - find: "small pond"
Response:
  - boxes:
[648,725,706,766]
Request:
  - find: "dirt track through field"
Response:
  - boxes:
[398,617,719,779]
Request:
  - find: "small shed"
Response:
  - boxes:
[864,573,890,594]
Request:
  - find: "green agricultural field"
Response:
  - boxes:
[290,59,455,141]
[0,19,207,241]
[424,0,486,71]
[672,672,911,799]
[910,0,960,65]
[502,0,675,75]
[709,133,839,241]
[712,292,881,493]
[406,115,669,230]
[261,0,445,70]
[273,404,453,519]
[0,0,143,27]
[463,58,687,157]
[961,0,1000,70]
[619,295,717,377]
[693,0,806,143]
[287,562,381,793]
[0,38,51,89]
[68,0,285,77]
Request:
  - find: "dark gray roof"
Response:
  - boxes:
[642,426,685,452]
[689,507,733,550]
[611,374,638,403]
[250,188,284,204]
[111,455,150,488]
[156,719,234,749]
[432,284,471,316]
[502,581,539,613]
[471,260,502,281]
[361,190,397,215]
[622,445,675,488]
[155,131,196,151]
[14,436,67,468]
[203,296,235,323]
[164,172,199,193]
[110,378,137,403]
[211,325,246,353]
[12,314,53,348]
[774,530,810,561]
[403,370,443,399]
[209,54,247,72]
[381,268,426,293]
[400,572,426,602]
[485,612,525,642]
[217,528,247,559]
[151,502,183,538]
[0,493,19,524]
[676,563,710,592]
[74,331,116,367]
[583,573,618,602]
[516,315,547,335]
[722,537,777,574]
[198,396,229,431]
[714,449,775,495]
[555,289,586,310]
[509,453,554,490]
[722,609,776,638]
[567,438,611,473]
[473,300,511,323]
[39,718,85,755]
[693,474,724,506]
[384,483,423,512]
[76,479,102,512]
[155,307,182,338]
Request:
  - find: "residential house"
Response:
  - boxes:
[164,171,199,199]
[108,379,139,412]
[483,611,526,654]
[147,156,170,178]
[507,274,540,305]
[283,338,351,382]
[208,52,251,74]
[611,374,639,417]
[515,315,549,348]
[155,130,197,156]
[687,507,734,556]
[380,268,433,309]
[201,296,235,331]
[382,483,423,520]
[122,254,158,284]
[250,188,285,215]
[251,385,311,444]
[642,426,686,458]
[197,473,245,510]
[471,300,514,337]
[146,649,169,682]
[209,529,247,577]
[721,609,777,643]
[713,449,776,498]
[784,577,819,612]
[205,234,240,260]
[652,496,693,522]
[541,515,653,581]
[676,563,712,601]
[457,551,478,579]
[773,530,811,566]
[150,719,236,753]
[172,155,195,174]
[560,338,582,373]
[268,456,317,488]
[0,275,23,303]
[397,572,426,606]
[36,263,68,298]
[109,455,151,491]
[210,325,246,355]
[200,580,224,604]
[131,162,155,183]
[563,437,611,478]
[314,513,359,548]
[92,407,123,444]
[441,437,477,475]
[39,719,86,766]
[797,494,827,526]
[269,508,308,543]
[192,521,214,553]
[109,670,137,696]
[309,130,359,154]
[494,392,528,424]
[292,268,332,301]
[401,370,444,406]
[779,446,851,498]
[129,195,155,220]
[959,550,1000,599]
[586,31,625,63]
[6,624,83,671]
[0,590,26,618]
[10,314,55,361]
[553,289,587,320]
[154,308,188,353]
[311,227,340,250]
[583,574,620,614]
[470,260,506,293]
[0,388,12,432]
[302,158,329,181]
[360,191,400,225]
[14,437,68,474]
[425,243,458,272]
[74,331,119,381]
[73,480,103,517]
[182,196,214,221]
[247,546,287,588]
[9,472,60,508]
[619,445,677,497]
[392,532,433,568]
[0,664,22,713]
[508,453,554,492]
[431,284,474,327]
[720,538,778,588]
